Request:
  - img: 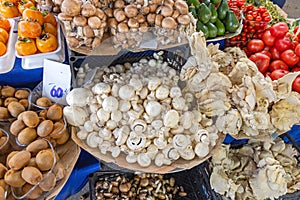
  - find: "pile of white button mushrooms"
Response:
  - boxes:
[63,31,300,168]
[210,138,300,200]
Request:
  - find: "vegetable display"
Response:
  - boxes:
[0,17,10,56]
[186,0,240,39]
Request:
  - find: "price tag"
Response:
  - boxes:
[42,59,71,105]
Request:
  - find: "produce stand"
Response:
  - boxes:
[0,0,300,199]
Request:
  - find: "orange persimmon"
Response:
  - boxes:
[18,20,42,38]
[0,1,19,18]
[43,22,57,37]
[0,41,6,56]
[0,28,9,43]
[18,0,34,14]
[36,33,57,53]
[15,37,37,55]
[0,16,11,32]
[43,11,57,27]
[22,7,43,25]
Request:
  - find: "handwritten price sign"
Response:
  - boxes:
[42,59,71,105]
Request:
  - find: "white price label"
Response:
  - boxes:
[42,59,71,105]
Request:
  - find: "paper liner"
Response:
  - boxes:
[71,126,224,174]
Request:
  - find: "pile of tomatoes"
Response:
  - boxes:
[16,8,58,56]
[246,22,300,92]
[226,3,271,48]
[0,16,11,56]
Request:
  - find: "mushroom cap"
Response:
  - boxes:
[61,0,82,16]
[162,17,178,30]
[128,18,139,28]
[124,4,138,18]
[58,13,72,21]
[66,36,79,47]
[88,16,101,29]
[155,14,163,26]
[73,16,87,26]
[114,9,126,22]
[136,14,146,23]
[177,14,191,25]
[174,0,189,15]
[83,25,94,37]
[117,22,129,33]
[114,0,125,9]
[81,1,97,17]
[160,5,173,17]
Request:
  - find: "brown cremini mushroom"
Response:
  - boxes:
[139,22,149,33]
[81,1,96,17]
[124,5,138,18]
[60,0,82,16]
[163,0,174,7]
[95,8,106,20]
[155,14,163,26]
[114,10,126,22]
[117,22,129,33]
[147,13,156,25]
[162,17,177,30]
[88,16,101,29]
[57,13,72,21]
[174,0,189,15]
[149,3,158,13]
[92,37,102,49]
[108,18,118,29]
[73,16,87,27]
[141,6,150,15]
[177,14,191,25]
[160,5,173,17]
[104,7,113,18]
[172,9,180,19]
[128,18,139,28]
[83,25,94,37]
[114,0,125,9]
[136,14,145,23]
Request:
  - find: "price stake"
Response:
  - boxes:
[42,59,71,105]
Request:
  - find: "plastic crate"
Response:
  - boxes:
[89,161,223,200]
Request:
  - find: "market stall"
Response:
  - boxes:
[0,0,300,199]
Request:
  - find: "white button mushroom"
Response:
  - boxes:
[126,132,147,151]
[114,125,130,146]
[106,120,117,130]
[98,141,111,154]
[111,110,122,122]
[146,144,159,160]
[148,77,161,91]
[163,110,179,128]
[63,106,88,126]
[77,128,88,140]
[118,85,135,100]
[180,111,193,129]
[87,132,103,148]
[66,88,93,107]
[129,77,143,91]
[96,108,110,123]
[83,120,94,132]
[155,85,169,100]
[145,101,162,117]
[172,97,186,111]
[195,142,210,158]
[109,146,121,158]
[102,96,119,112]
[119,100,131,112]
[137,153,151,167]
[92,83,111,95]
[151,120,163,130]
[153,135,167,150]
[179,145,195,160]
[173,134,189,150]
[98,128,112,140]
[131,119,147,133]
[162,144,180,161]
[126,152,137,164]
[170,86,182,98]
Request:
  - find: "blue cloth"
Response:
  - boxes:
[271,0,286,8]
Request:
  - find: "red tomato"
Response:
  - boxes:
[295,43,300,57]
[262,30,276,46]
[292,67,300,72]
[269,22,289,38]
[281,49,300,66]
[247,39,264,53]
[270,47,281,60]
[260,50,272,58]
[292,76,300,93]
[269,60,289,71]
[249,52,270,74]
[274,36,292,52]
[270,69,289,80]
